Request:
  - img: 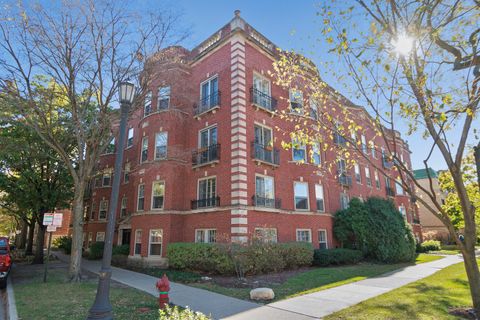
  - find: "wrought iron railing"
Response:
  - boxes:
[192,144,220,166]
[250,87,277,112]
[194,91,221,115]
[251,142,280,165]
[191,196,220,209]
[338,173,353,187]
[252,195,281,209]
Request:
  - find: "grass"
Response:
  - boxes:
[325,261,473,319]
[14,264,159,320]
[190,254,443,301]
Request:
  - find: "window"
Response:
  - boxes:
[158,86,170,110]
[200,77,219,108]
[88,232,93,246]
[120,197,127,217]
[399,206,406,218]
[137,184,145,211]
[196,126,218,164]
[315,184,325,212]
[375,170,381,189]
[152,181,165,209]
[340,192,349,210]
[124,163,130,183]
[197,177,216,207]
[365,167,372,187]
[395,179,404,195]
[105,137,115,154]
[254,125,272,147]
[254,228,278,243]
[296,229,312,242]
[318,230,328,249]
[312,142,321,165]
[294,182,309,210]
[127,128,134,148]
[252,74,272,109]
[141,137,148,163]
[96,232,105,242]
[90,203,96,220]
[361,135,368,154]
[83,205,90,220]
[195,229,217,243]
[255,175,275,207]
[154,132,168,160]
[309,97,318,119]
[99,200,108,220]
[253,124,275,163]
[102,172,111,187]
[337,158,347,174]
[149,229,163,256]
[144,91,152,116]
[289,89,303,113]
[354,164,361,183]
[134,230,142,255]
[292,138,307,162]
[199,126,218,148]
[371,142,376,158]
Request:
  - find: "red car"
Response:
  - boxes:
[0,237,12,289]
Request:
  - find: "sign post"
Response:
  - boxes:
[42,213,62,283]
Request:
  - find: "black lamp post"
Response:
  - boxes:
[87,81,135,320]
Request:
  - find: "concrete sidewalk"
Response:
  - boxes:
[56,252,462,319]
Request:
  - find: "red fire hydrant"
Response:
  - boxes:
[156,274,170,309]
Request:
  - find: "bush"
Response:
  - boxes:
[112,244,130,256]
[313,248,364,266]
[441,244,459,251]
[52,236,72,254]
[418,240,442,253]
[334,197,416,263]
[159,305,210,320]
[167,242,314,275]
[111,254,128,267]
[88,241,104,260]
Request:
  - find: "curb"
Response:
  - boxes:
[6,277,18,320]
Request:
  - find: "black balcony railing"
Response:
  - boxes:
[194,91,221,115]
[338,173,353,187]
[250,87,277,112]
[192,144,220,166]
[252,195,281,209]
[251,142,280,166]
[386,186,395,197]
[191,196,220,209]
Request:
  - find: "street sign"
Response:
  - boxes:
[53,213,63,227]
[47,225,57,232]
[43,213,54,226]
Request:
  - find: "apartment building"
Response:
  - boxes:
[83,11,422,266]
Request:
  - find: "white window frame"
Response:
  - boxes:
[198,124,218,148]
[396,179,405,195]
[144,90,152,116]
[254,228,278,243]
[312,141,321,165]
[365,167,372,187]
[399,205,407,218]
[124,163,130,183]
[296,229,312,243]
[151,181,165,210]
[292,137,307,162]
[148,229,163,256]
[134,229,142,255]
[294,181,310,211]
[96,231,105,242]
[318,229,328,249]
[354,163,361,183]
[315,184,325,212]
[255,174,275,205]
[140,136,148,163]
[98,199,108,220]
[200,75,219,107]
[197,176,217,200]
[289,88,304,113]
[120,197,127,217]
[361,135,368,154]
[154,132,168,160]
[195,229,217,243]
[157,86,171,111]
[127,128,134,148]
[340,192,350,210]
[137,184,145,211]
[102,172,111,187]
[375,170,381,189]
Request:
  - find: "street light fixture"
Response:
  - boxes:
[87,80,135,320]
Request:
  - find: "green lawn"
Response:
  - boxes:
[14,264,159,320]
[325,261,473,319]
[191,254,443,301]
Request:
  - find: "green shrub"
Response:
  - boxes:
[167,242,313,275]
[419,240,442,253]
[52,236,72,254]
[334,197,416,263]
[111,254,128,267]
[441,244,459,251]
[313,248,364,266]
[159,305,210,320]
[112,244,130,255]
[88,241,104,260]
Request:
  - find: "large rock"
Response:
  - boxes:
[250,288,275,301]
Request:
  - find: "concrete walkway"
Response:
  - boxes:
[56,252,462,319]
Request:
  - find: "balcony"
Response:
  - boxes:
[192,144,220,167]
[251,142,280,166]
[338,173,353,187]
[191,196,220,209]
[252,195,281,209]
[386,186,395,197]
[250,87,277,113]
[194,91,221,117]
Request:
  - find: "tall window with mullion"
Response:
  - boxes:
[134,230,142,255]
[365,167,372,187]
[197,177,216,208]
[253,74,272,110]
[141,137,148,163]
[315,184,325,212]
[152,181,165,210]
[289,89,303,113]
[292,137,307,162]
[195,229,216,243]
[201,77,219,109]
[127,128,134,148]
[337,158,347,174]
[144,91,152,116]
[120,197,127,217]
[294,182,309,210]
[149,229,163,256]
[99,199,108,220]
[254,125,273,163]
[137,184,145,211]
[312,141,321,165]
[354,164,361,183]
[255,175,275,207]
[296,229,311,242]
[340,192,349,210]
[318,230,328,249]
[155,132,168,160]
[157,86,170,111]
[198,126,218,163]
[309,97,318,119]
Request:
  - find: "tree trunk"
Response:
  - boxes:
[25,223,35,255]
[16,219,28,250]
[32,222,46,264]
[462,247,480,312]
[68,187,85,282]
[474,142,480,193]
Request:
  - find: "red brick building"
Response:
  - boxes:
[83,11,421,266]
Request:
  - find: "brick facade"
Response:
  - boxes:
[83,11,422,266]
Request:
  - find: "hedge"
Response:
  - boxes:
[313,248,364,266]
[112,244,130,256]
[52,236,72,254]
[88,241,104,260]
[418,240,441,253]
[167,242,313,275]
